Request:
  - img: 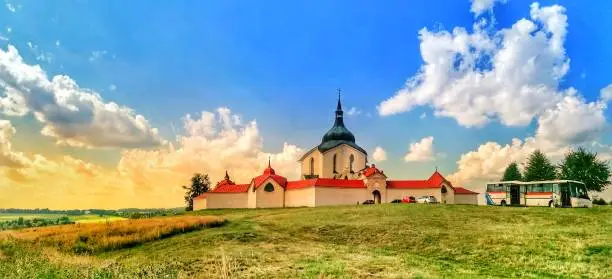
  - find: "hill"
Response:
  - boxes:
[1,204,611,278]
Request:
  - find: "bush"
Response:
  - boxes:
[592,198,608,205]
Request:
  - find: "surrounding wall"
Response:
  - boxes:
[193,198,207,210]
[454,194,478,205]
[314,187,369,206]
[285,187,316,207]
[254,178,285,208]
[201,193,248,209]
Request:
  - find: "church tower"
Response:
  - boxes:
[298,90,368,179]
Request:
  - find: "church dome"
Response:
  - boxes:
[263,158,276,175]
[317,92,366,155]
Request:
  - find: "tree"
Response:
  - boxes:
[502,162,523,181]
[558,147,611,192]
[183,173,211,211]
[523,150,557,181]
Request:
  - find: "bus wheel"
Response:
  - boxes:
[501,200,507,206]
[549,201,554,208]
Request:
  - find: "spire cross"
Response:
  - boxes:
[268,156,271,168]
[337,88,341,101]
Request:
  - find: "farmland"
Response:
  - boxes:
[0,204,611,278]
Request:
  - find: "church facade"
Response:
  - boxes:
[193,96,478,210]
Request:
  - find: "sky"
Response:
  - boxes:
[1,0,611,209]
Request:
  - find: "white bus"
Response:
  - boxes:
[485,180,592,208]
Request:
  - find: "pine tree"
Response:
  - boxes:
[183,173,211,211]
[501,162,522,181]
[523,150,557,181]
[558,147,611,192]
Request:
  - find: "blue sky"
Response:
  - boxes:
[1,0,611,208]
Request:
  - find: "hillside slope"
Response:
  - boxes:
[1,204,611,278]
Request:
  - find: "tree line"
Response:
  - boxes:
[501,147,611,202]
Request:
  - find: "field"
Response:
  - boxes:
[0,204,611,278]
[0,213,127,224]
[0,213,66,221]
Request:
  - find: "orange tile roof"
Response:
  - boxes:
[362,164,385,177]
[286,178,365,190]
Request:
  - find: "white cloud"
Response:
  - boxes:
[26,41,54,63]
[109,84,117,91]
[5,3,16,13]
[0,120,29,168]
[6,27,12,33]
[118,107,304,189]
[601,84,612,103]
[0,35,7,41]
[89,50,108,62]
[378,3,577,129]
[372,146,387,162]
[470,0,504,17]
[0,45,165,148]
[420,112,426,119]
[346,106,361,116]
[55,40,61,47]
[404,136,435,162]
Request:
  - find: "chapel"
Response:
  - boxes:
[193,94,478,209]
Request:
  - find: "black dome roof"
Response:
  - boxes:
[317,95,366,155]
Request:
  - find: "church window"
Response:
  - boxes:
[441,185,447,194]
[310,158,314,175]
[264,183,275,192]
[349,154,355,173]
[333,154,337,173]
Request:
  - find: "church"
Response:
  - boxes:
[193,95,478,210]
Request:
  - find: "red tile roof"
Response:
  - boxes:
[454,187,479,194]
[251,163,288,189]
[286,178,365,190]
[211,183,250,193]
[362,164,386,177]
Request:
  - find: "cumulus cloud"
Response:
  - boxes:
[601,84,612,102]
[404,136,436,162]
[346,106,362,116]
[0,120,29,167]
[378,3,577,129]
[372,146,387,162]
[470,0,504,17]
[118,107,304,191]
[0,45,165,148]
[388,2,612,200]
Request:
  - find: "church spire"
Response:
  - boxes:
[335,88,344,125]
[337,88,342,111]
[224,170,230,181]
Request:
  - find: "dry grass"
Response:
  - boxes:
[1,216,225,254]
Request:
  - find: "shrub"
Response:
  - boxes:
[592,198,608,205]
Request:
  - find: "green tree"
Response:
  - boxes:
[523,150,557,181]
[558,147,611,192]
[183,173,211,211]
[502,162,523,181]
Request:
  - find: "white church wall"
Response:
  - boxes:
[321,144,367,179]
[301,150,323,179]
[193,197,207,210]
[204,193,248,209]
[455,194,478,205]
[285,187,316,207]
[314,187,369,206]
[255,178,285,208]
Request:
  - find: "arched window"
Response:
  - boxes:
[349,154,355,173]
[333,154,337,173]
[441,185,447,194]
[310,158,314,175]
[264,183,275,192]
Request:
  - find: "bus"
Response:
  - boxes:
[485,180,592,208]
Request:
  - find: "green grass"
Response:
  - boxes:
[1,204,611,278]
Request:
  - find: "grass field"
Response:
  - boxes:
[0,213,127,224]
[0,204,611,278]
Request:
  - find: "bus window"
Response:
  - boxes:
[487,184,505,192]
[569,183,578,198]
[552,183,559,193]
[577,184,589,199]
